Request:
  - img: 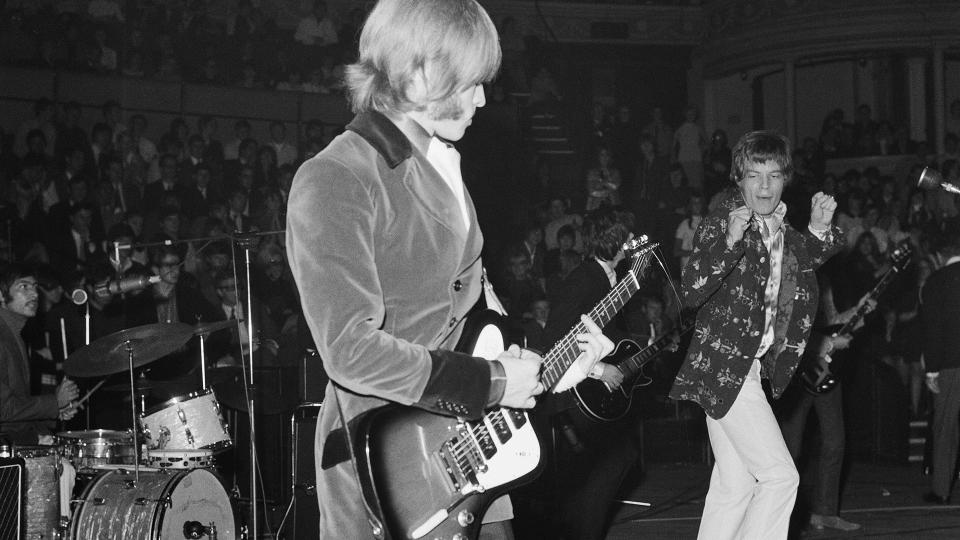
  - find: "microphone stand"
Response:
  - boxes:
[234,232,260,540]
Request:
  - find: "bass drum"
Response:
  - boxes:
[69,467,237,539]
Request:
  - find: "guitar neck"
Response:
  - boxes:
[619,323,695,378]
[834,263,901,336]
[541,270,641,389]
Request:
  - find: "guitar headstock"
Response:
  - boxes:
[623,235,659,277]
[889,240,913,272]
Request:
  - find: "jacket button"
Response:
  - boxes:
[453,280,463,291]
[760,257,766,263]
[449,317,457,327]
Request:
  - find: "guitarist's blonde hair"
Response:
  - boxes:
[345,0,501,115]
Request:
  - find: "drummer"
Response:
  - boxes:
[0,262,80,445]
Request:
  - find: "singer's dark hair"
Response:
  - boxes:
[730,130,793,184]
[0,262,36,303]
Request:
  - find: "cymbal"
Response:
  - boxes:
[64,323,195,378]
[206,366,298,415]
[193,319,237,336]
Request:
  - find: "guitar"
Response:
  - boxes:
[799,241,912,394]
[348,237,658,540]
[574,320,695,422]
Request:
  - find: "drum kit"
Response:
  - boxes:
[5,320,246,540]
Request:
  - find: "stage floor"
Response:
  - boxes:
[606,461,960,539]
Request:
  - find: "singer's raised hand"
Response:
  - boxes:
[809,191,837,230]
[726,206,754,249]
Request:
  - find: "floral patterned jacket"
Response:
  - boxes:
[669,190,843,419]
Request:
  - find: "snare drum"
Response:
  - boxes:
[15,445,60,540]
[139,388,231,452]
[58,430,136,469]
[69,467,237,539]
[146,449,214,470]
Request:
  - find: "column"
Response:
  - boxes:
[933,45,946,155]
[784,58,796,143]
[906,57,927,144]
[703,78,718,137]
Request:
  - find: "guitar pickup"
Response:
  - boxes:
[473,422,497,459]
[488,411,512,445]
[506,409,527,428]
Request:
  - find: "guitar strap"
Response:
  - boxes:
[331,385,388,540]
[482,267,508,316]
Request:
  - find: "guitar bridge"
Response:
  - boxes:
[437,431,484,495]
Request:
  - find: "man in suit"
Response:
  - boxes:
[922,227,960,505]
[285,1,615,537]
[670,130,843,539]
[0,263,79,444]
[143,153,192,214]
[125,246,220,389]
[533,207,637,540]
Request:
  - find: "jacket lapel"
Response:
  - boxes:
[402,151,469,243]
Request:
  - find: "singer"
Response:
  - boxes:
[669,131,843,539]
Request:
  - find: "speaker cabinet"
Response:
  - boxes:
[280,403,322,539]
[0,457,24,540]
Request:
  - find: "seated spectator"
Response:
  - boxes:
[224,120,252,162]
[545,249,583,301]
[267,121,297,168]
[294,1,339,50]
[585,145,622,211]
[543,224,579,278]
[673,192,706,273]
[543,197,584,252]
[521,298,550,350]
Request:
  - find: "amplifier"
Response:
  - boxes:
[299,349,328,403]
[0,457,24,540]
[279,403,322,539]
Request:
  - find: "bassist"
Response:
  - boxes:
[776,269,874,532]
[285,1,614,538]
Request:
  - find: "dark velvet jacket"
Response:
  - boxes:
[286,111,493,537]
[669,190,843,419]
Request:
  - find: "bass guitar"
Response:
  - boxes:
[799,240,912,394]
[348,237,658,540]
[574,320,694,422]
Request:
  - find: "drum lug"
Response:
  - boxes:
[134,494,171,508]
[177,407,188,425]
[159,427,171,449]
[185,428,195,446]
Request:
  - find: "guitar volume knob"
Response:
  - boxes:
[457,510,475,527]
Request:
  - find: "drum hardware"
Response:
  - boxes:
[184,520,218,539]
[195,319,238,390]
[134,495,172,507]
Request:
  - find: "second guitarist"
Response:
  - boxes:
[521,207,641,540]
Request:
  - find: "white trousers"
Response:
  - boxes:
[698,360,799,540]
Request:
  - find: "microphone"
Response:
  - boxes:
[917,166,960,195]
[70,289,88,305]
[93,275,161,298]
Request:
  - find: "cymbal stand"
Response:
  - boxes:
[199,333,209,389]
[126,341,140,484]
[234,233,259,539]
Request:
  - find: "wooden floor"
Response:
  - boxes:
[605,461,960,539]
